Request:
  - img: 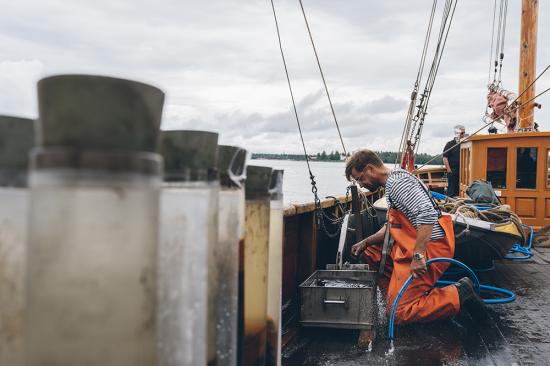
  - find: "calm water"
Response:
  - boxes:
[252,159,441,205]
[251,159,351,205]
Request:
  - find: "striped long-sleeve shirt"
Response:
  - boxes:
[385,168,445,240]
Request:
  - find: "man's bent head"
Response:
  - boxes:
[345,149,385,191]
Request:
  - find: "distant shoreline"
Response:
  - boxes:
[251,151,443,165]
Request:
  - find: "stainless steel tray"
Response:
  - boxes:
[299,268,376,330]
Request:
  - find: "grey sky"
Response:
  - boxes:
[1,0,549,155]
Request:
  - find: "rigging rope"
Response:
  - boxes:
[487,0,497,84]
[489,0,508,85]
[396,0,438,167]
[413,63,550,171]
[498,0,508,82]
[437,198,525,243]
[409,0,458,154]
[269,0,346,238]
[269,0,311,174]
[485,0,509,130]
[517,86,550,110]
[298,0,348,157]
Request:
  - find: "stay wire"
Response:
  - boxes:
[269,0,345,238]
[517,86,550,109]
[298,0,347,156]
[515,64,550,102]
[416,0,438,88]
[494,0,503,78]
[413,64,550,171]
[413,0,457,153]
[488,0,497,84]
[498,0,508,82]
[269,0,313,176]
[396,0,437,167]
[409,0,453,144]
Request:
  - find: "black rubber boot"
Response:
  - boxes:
[456,277,475,305]
[455,277,486,317]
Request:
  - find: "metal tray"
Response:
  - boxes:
[299,268,376,330]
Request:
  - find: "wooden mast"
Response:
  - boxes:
[518,0,539,130]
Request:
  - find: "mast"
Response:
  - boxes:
[518,0,538,130]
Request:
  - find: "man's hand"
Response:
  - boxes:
[410,256,427,278]
[351,240,367,257]
[351,225,387,258]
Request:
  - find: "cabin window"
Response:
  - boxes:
[486,148,507,189]
[516,147,537,189]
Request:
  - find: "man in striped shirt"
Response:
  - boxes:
[346,149,483,324]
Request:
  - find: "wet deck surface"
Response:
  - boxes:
[282,248,550,365]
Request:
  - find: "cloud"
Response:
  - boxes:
[0,0,548,156]
[0,59,44,118]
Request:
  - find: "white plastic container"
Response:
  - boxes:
[244,165,272,366]
[215,145,247,366]
[266,169,284,366]
[157,130,219,366]
[0,116,34,366]
[26,75,164,366]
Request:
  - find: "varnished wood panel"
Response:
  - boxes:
[282,216,299,303]
[515,197,536,217]
[463,133,550,227]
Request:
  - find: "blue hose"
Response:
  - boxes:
[505,225,534,260]
[435,280,516,304]
[388,257,516,340]
[430,191,448,201]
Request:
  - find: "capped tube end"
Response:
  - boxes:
[0,115,35,186]
[217,145,247,188]
[269,169,284,201]
[37,74,164,152]
[245,165,272,199]
[160,130,219,182]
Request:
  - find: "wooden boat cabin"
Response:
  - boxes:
[415,166,447,194]
[459,132,550,228]
[459,0,549,229]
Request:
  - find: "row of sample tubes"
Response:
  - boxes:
[0,74,284,366]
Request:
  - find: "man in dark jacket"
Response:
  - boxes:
[442,125,465,197]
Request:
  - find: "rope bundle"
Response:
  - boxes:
[437,198,526,243]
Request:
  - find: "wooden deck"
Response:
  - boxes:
[282,248,550,365]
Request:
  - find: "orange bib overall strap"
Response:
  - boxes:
[387,208,460,324]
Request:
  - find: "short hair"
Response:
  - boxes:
[345,149,384,181]
[454,124,465,130]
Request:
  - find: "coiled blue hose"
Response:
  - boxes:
[388,257,516,340]
[505,224,534,260]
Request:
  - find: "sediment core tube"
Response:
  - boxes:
[266,169,284,366]
[0,116,33,366]
[244,165,272,366]
[26,75,164,366]
[157,130,219,366]
[216,145,247,366]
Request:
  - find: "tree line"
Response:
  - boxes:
[252,151,443,165]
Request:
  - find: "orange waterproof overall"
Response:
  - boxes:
[363,209,460,324]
